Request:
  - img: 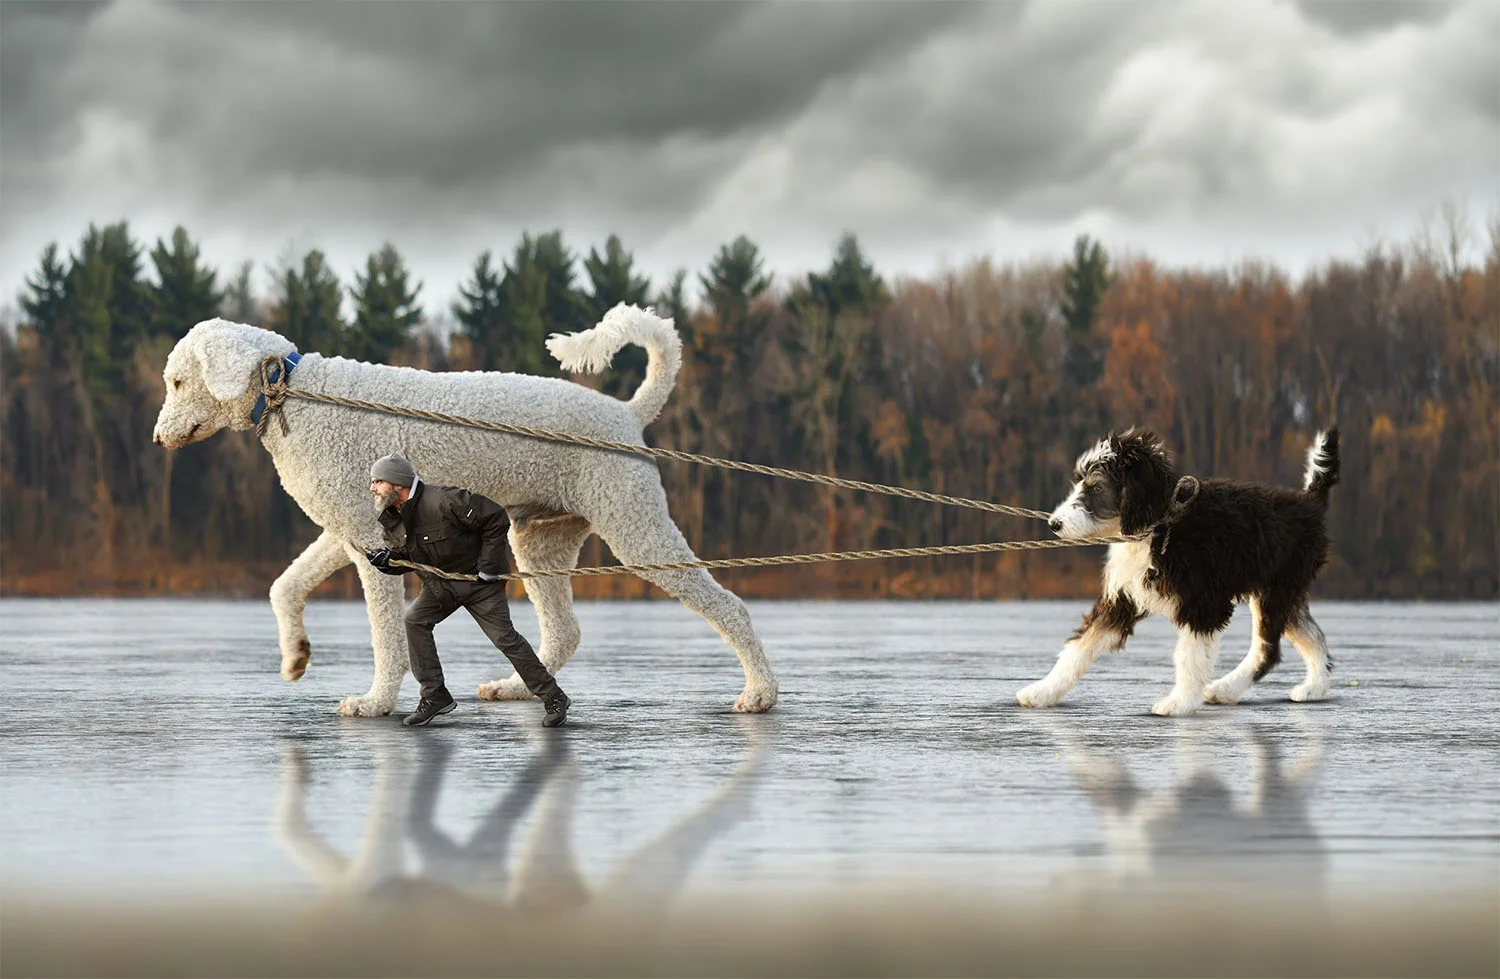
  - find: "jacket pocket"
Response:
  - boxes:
[414,527,448,546]
[412,526,457,568]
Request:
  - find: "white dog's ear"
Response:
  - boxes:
[195,327,264,403]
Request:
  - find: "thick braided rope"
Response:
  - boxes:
[254,357,292,439]
[254,360,1050,521]
[388,534,1145,583]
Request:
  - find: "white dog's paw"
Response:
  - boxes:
[733,681,778,714]
[280,637,311,682]
[1203,674,1249,705]
[1290,680,1330,703]
[477,675,536,701]
[1017,681,1062,709]
[1151,692,1203,717]
[337,694,395,717]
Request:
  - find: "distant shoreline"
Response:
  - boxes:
[3,561,1493,603]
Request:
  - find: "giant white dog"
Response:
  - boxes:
[152,304,779,717]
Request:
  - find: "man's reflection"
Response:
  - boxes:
[274,719,764,918]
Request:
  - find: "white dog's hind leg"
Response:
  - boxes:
[1285,605,1333,702]
[270,531,352,681]
[1152,629,1221,716]
[479,515,591,702]
[337,540,409,717]
[595,510,778,713]
[650,566,778,713]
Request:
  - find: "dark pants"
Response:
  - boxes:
[404,577,560,702]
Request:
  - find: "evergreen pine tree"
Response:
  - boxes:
[267,249,345,355]
[346,243,423,363]
[452,250,505,370]
[793,232,888,321]
[64,223,147,416]
[19,243,71,366]
[1061,234,1113,388]
[582,234,652,394]
[582,234,652,321]
[699,234,772,327]
[148,226,225,339]
[496,230,585,375]
[223,260,261,325]
[655,268,693,348]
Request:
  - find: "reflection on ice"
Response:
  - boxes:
[1042,714,1326,892]
[274,720,764,917]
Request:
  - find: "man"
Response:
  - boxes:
[365,453,571,728]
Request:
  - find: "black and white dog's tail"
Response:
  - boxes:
[1302,428,1341,506]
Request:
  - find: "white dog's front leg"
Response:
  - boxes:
[270,531,352,681]
[273,745,350,886]
[337,541,408,717]
[1152,629,1221,716]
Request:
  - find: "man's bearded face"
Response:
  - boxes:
[373,483,403,511]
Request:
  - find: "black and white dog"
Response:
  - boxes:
[1019,428,1340,716]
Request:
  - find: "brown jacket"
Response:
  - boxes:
[378,481,510,577]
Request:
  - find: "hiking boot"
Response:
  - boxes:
[542,690,571,728]
[403,690,457,727]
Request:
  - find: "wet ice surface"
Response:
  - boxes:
[1,598,1496,904]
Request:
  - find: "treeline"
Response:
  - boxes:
[1,216,1495,600]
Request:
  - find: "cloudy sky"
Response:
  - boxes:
[2,0,1496,317]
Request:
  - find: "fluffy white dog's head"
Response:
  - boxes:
[152,319,298,449]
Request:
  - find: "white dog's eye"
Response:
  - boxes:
[171,378,183,391]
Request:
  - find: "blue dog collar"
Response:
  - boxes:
[250,351,302,427]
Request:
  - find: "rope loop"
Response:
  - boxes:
[1151,474,1202,563]
[255,355,292,438]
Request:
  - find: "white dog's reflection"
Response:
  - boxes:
[275,722,763,915]
[275,734,413,899]
[1044,718,1326,891]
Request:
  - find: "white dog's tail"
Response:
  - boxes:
[546,303,683,426]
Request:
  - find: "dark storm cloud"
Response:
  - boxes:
[2,2,980,194]
[0,0,1494,316]
[761,0,1497,228]
[0,3,107,187]
[1293,0,1455,35]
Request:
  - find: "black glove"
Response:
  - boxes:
[366,548,405,576]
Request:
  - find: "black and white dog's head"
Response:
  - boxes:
[1048,429,1183,538]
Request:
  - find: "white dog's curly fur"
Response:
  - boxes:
[152,304,779,717]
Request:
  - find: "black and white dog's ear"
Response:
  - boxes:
[1118,478,1151,535]
[1118,451,1175,535]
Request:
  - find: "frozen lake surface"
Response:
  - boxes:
[2,598,1496,905]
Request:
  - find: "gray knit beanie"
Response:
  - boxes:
[370,453,416,488]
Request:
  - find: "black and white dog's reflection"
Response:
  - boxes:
[274,723,763,914]
[1043,718,1326,890]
